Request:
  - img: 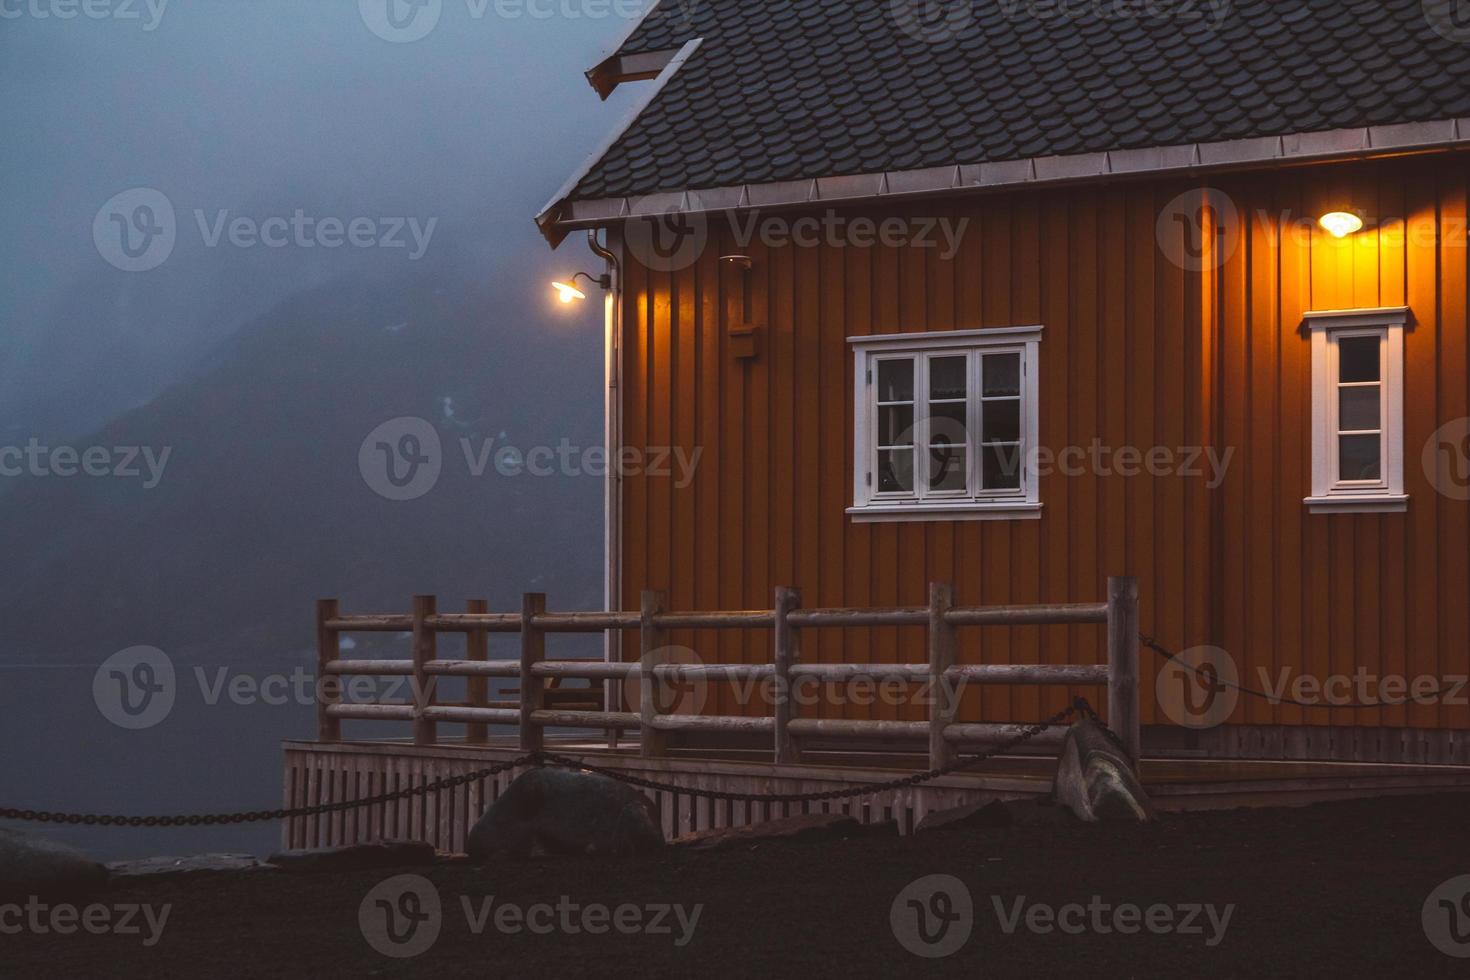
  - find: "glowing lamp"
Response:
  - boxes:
[1319,211,1364,238]
[551,280,587,303]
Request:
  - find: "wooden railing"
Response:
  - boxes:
[314,577,1140,768]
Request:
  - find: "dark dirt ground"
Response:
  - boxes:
[7,792,1470,979]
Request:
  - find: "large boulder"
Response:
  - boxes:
[1051,718,1155,822]
[467,768,663,860]
[0,828,108,901]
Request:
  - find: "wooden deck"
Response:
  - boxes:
[280,735,1470,853]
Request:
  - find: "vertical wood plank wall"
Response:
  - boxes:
[617,155,1470,733]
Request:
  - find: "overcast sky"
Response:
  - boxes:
[1,0,644,432]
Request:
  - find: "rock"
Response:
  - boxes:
[1051,717,1155,822]
[467,768,663,860]
[672,813,877,851]
[266,839,436,873]
[914,798,1012,833]
[0,828,108,902]
[107,853,265,878]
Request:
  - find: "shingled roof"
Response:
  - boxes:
[541,0,1470,233]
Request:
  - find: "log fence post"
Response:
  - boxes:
[316,598,341,742]
[466,598,489,744]
[774,586,801,764]
[411,595,437,746]
[1106,576,1141,767]
[928,582,957,769]
[519,593,546,753]
[640,590,670,757]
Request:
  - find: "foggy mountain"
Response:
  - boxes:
[0,227,605,667]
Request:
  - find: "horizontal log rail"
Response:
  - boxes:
[313,577,1141,768]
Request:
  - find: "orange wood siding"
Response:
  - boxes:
[617,154,1470,730]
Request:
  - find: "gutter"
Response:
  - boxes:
[543,116,1470,233]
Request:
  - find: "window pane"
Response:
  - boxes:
[1339,386,1380,432]
[927,402,968,446]
[981,443,1022,490]
[877,359,914,402]
[982,353,1020,396]
[878,405,914,446]
[928,446,967,491]
[982,399,1020,443]
[878,449,914,493]
[1339,434,1381,481]
[929,356,967,400]
[1339,336,1379,383]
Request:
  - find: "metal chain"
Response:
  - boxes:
[0,700,1099,825]
[540,700,1085,804]
[0,756,534,828]
[1140,632,1458,709]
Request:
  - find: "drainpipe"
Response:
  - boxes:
[587,228,622,737]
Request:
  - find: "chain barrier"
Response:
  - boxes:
[1140,632,1457,709]
[0,699,1110,825]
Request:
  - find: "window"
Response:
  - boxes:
[1304,307,1408,513]
[849,326,1041,521]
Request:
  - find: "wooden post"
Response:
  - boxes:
[411,595,437,746]
[639,590,670,757]
[1106,576,1142,766]
[315,598,341,742]
[519,593,546,753]
[928,582,957,769]
[774,586,802,764]
[466,598,489,744]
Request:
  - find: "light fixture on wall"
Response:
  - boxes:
[1318,211,1364,238]
[550,271,611,303]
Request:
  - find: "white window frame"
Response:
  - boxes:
[1303,307,1409,514]
[848,325,1042,522]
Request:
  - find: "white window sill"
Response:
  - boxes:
[846,501,1043,523]
[1303,494,1408,514]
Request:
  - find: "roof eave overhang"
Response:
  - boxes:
[544,117,1470,236]
[537,36,703,247]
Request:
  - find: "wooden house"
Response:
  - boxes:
[535,0,1470,763]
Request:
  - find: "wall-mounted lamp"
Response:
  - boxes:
[550,271,611,303]
[1318,211,1364,239]
[720,254,753,270]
